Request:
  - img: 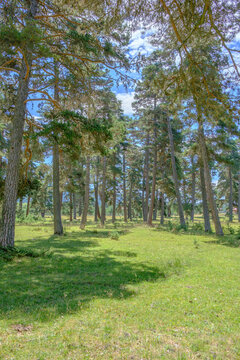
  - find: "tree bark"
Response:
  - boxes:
[112,156,116,223]
[0,0,38,247]
[143,131,150,221]
[53,142,63,234]
[238,172,240,222]
[228,167,233,222]
[123,151,127,223]
[153,189,159,221]
[191,156,196,222]
[100,157,107,226]
[128,180,133,221]
[167,117,186,227]
[200,165,212,232]
[73,192,77,220]
[26,195,31,217]
[69,192,73,222]
[94,157,99,222]
[198,124,223,235]
[160,192,165,225]
[52,61,63,235]
[80,156,90,230]
[148,98,157,226]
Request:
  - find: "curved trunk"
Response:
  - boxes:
[198,124,223,235]
[100,157,106,226]
[167,117,185,227]
[200,165,212,232]
[229,167,233,222]
[0,0,38,247]
[80,156,90,230]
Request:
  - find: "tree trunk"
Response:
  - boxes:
[112,159,116,224]
[52,61,63,235]
[148,99,157,226]
[53,142,63,235]
[100,157,107,226]
[238,172,240,222]
[26,195,31,217]
[167,117,186,227]
[0,0,38,247]
[143,131,150,221]
[199,165,212,232]
[80,156,90,230]
[153,189,159,221]
[128,180,132,221]
[79,195,82,217]
[191,156,196,222]
[229,167,233,222]
[73,193,77,220]
[69,192,73,222]
[142,181,145,220]
[160,192,164,225]
[94,157,99,222]
[19,198,23,212]
[198,124,223,235]
[123,151,127,223]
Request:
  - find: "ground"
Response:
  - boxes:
[0,216,240,359]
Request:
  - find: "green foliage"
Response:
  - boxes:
[110,230,120,240]
[0,246,50,262]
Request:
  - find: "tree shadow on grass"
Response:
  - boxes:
[204,236,240,248]
[0,231,178,323]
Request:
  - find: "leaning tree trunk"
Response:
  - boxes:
[191,155,196,222]
[0,0,38,247]
[123,151,128,223]
[229,167,233,222]
[19,198,23,212]
[238,172,240,222]
[143,131,150,222]
[198,124,223,236]
[200,165,212,232]
[160,192,165,225]
[100,157,107,227]
[80,156,90,230]
[167,117,186,227]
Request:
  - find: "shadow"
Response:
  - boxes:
[0,232,168,323]
[204,236,240,248]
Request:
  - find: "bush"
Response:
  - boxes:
[111,231,120,240]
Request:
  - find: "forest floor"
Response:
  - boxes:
[0,217,240,359]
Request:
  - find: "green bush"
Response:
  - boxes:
[111,231,120,240]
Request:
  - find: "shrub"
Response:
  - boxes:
[111,231,120,240]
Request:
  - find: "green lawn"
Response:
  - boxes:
[0,219,240,359]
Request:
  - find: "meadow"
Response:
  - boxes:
[0,217,240,360]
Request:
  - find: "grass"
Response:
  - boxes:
[0,217,240,359]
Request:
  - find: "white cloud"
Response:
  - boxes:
[128,28,155,57]
[117,92,135,115]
